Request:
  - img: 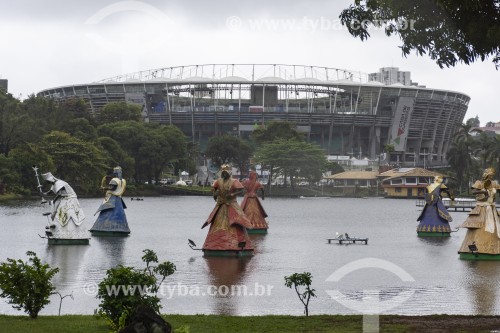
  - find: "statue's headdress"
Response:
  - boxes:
[42,172,58,183]
[220,164,232,176]
[113,166,123,179]
[483,167,496,179]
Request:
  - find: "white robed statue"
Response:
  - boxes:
[42,172,90,244]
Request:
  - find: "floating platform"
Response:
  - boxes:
[247,228,268,234]
[48,238,90,245]
[417,232,451,237]
[327,237,368,245]
[416,198,476,211]
[90,230,130,237]
[203,249,254,257]
[459,252,500,261]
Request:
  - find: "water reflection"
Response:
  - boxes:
[44,245,89,289]
[204,257,252,315]
[417,236,451,246]
[92,237,128,267]
[463,261,499,314]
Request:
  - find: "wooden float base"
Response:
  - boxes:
[459,252,500,261]
[48,238,90,245]
[417,232,451,237]
[203,249,254,257]
[247,228,268,234]
[327,238,368,245]
[90,231,130,237]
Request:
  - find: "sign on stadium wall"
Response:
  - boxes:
[389,96,414,151]
[124,92,146,106]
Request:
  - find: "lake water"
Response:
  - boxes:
[0,196,498,316]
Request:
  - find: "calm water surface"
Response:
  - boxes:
[0,196,497,316]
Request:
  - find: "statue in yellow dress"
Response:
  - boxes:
[458,168,500,260]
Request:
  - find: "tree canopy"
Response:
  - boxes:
[205,135,253,170]
[340,0,500,68]
[255,139,328,187]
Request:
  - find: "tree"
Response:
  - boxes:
[340,0,500,68]
[327,161,345,175]
[466,116,480,128]
[284,272,316,317]
[37,131,109,193]
[205,135,252,169]
[97,121,150,183]
[99,102,142,124]
[446,123,477,193]
[252,121,304,146]
[0,251,59,319]
[0,90,36,156]
[96,249,175,330]
[97,136,135,177]
[255,139,327,187]
[485,134,500,172]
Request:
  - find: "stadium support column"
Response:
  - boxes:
[328,114,334,155]
[165,84,172,125]
[190,84,195,143]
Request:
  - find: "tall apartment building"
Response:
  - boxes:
[368,67,412,86]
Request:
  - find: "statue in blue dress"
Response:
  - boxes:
[90,166,130,236]
[417,175,454,236]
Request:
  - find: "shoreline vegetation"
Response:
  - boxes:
[1,314,500,333]
[1,184,477,201]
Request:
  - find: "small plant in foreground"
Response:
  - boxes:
[96,249,176,331]
[0,251,59,319]
[284,271,316,317]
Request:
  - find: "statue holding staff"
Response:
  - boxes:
[40,171,90,245]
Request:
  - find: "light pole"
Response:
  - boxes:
[423,148,426,169]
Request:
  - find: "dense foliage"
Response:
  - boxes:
[0,251,59,319]
[0,91,190,195]
[340,0,500,68]
[446,121,500,194]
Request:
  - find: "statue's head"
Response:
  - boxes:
[42,172,57,184]
[483,168,496,180]
[434,175,443,183]
[249,170,257,181]
[220,164,232,180]
[113,166,123,179]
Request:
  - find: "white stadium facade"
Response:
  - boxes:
[38,64,469,165]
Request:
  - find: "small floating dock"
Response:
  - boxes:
[327,237,368,245]
[416,198,476,212]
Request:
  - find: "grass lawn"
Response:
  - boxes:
[1,314,500,333]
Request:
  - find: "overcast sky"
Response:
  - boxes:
[1,0,498,125]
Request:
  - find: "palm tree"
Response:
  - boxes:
[473,132,494,170]
[447,124,475,194]
[484,134,500,171]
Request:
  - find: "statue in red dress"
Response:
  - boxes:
[241,170,269,234]
[201,165,254,256]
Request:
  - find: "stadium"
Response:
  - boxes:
[37,64,469,165]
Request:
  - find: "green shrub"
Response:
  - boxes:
[0,251,59,319]
[96,249,176,330]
